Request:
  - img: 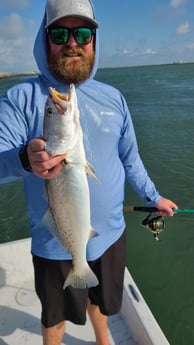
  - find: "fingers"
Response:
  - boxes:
[27,138,66,179]
[28,138,46,152]
[155,198,178,217]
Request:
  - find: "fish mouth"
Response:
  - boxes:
[49,87,70,102]
[48,87,70,114]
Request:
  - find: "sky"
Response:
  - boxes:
[0,0,193,72]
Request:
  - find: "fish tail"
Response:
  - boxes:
[63,265,99,290]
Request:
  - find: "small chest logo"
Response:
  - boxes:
[100,111,115,116]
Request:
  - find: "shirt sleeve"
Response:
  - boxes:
[118,95,162,206]
[0,87,30,180]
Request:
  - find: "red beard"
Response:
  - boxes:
[48,47,95,84]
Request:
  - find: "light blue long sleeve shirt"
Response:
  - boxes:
[0,8,161,260]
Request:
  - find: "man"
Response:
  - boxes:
[0,0,177,344]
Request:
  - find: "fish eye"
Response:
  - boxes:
[47,107,53,118]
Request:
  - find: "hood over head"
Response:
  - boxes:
[33,0,99,86]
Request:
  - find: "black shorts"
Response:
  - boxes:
[32,230,126,328]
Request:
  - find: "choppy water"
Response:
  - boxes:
[1,63,194,344]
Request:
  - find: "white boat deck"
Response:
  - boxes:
[0,281,133,345]
[0,239,170,345]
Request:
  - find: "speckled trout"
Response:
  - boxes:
[43,84,99,289]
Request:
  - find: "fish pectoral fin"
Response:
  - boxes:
[89,228,99,239]
[86,161,100,183]
[61,149,75,166]
[66,148,75,156]
[62,158,70,166]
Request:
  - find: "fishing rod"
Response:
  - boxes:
[124,206,194,213]
[124,206,194,241]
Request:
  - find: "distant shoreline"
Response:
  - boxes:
[0,62,193,79]
[0,72,38,80]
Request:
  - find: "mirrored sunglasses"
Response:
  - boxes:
[47,27,96,45]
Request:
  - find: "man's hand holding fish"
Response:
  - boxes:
[27,138,67,179]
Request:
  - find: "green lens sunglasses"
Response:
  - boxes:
[48,27,96,45]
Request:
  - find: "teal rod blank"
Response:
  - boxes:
[173,209,194,213]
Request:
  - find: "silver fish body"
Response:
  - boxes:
[43,84,99,289]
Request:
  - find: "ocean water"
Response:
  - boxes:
[0,63,194,344]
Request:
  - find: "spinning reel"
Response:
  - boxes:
[124,205,194,241]
[141,213,165,241]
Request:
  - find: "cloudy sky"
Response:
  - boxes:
[0,0,193,72]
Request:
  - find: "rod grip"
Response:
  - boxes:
[124,206,158,213]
